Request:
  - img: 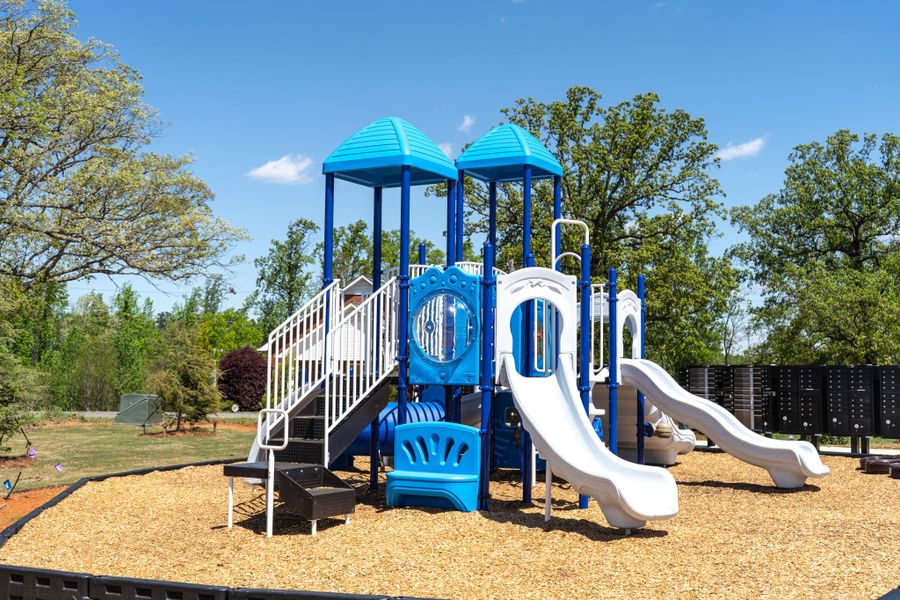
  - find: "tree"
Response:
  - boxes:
[733,130,900,363]
[0,280,40,446]
[246,218,320,333]
[434,86,735,368]
[332,220,372,282]
[329,221,448,284]
[111,284,158,396]
[197,309,263,360]
[0,1,245,289]
[218,347,267,411]
[150,325,222,431]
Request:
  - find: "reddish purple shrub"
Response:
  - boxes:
[218,347,266,411]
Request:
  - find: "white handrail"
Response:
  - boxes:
[257,408,288,539]
[324,278,400,464]
[551,218,590,268]
[263,280,341,441]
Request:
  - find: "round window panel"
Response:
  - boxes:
[412,293,476,364]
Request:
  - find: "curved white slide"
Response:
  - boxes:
[620,358,830,488]
[504,355,678,530]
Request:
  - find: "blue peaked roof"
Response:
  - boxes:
[322,117,457,188]
[455,123,563,182]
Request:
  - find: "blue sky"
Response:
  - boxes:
[64,0,900,311]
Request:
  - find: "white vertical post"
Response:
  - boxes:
[266,449,275,538]
[544,463,552,522]
[227,477,234,529]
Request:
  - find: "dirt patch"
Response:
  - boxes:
[0,485,67,530]
[0,453,897,599]
[0,456,36,469]
[142,429,217,438]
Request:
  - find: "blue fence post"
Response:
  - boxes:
[418,242,426,266]
[397,166,411,425]
[636,274,646,465]
[447,178,456,267]
[370,185,383,490]
[521,164,533,502]
[578,243,591,509]
[608,268,618,455]
[479,243,495,510]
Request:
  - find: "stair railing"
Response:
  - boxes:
[324,277,399,464]
[263,280,341,443]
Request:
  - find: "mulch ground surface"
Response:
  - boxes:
[0,453,896,599]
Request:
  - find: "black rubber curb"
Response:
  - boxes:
[0,457,441,600]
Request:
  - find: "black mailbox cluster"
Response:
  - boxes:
[677,364,899,439]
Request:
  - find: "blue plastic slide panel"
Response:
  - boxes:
[387,422,481,512]
[408,266,481,385]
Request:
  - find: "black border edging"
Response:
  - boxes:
[0,457,440,600]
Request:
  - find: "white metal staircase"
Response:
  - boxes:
[250,262,504,468]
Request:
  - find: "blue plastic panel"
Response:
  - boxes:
[409,266,481,386]
[386,422,480,512]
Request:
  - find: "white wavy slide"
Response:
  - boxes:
[620,358,830,488]
[504,354,678,530]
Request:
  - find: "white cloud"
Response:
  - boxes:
[247,154,314,184]
[438,142,454,158]
[457,115,475,133]
[715,136,767,161]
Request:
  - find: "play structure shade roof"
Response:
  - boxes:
[323,117,457,188]
[455,123,563,182]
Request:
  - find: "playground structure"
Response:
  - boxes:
[243,116,830,536]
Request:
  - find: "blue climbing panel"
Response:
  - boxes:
[408,266,481,386]
[386,422,480,512]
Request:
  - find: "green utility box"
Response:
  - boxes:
[115,394,163,425]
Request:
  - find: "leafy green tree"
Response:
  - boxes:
[246,218,320,333]
[0,0,245,289]
[380,229,445,270]
[733,130,900,363]
[0,280,40,444]
[111,284,159,396]
[435,86,734,368]
[332,219,372,282]
[150,325,222,431]
[197,309,263,360]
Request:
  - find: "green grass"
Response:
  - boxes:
[1,422,255,492]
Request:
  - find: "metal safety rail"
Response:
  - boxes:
[262,281,341,448]
[324,278,400,463]
[590,284,607,379]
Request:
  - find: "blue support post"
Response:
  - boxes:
[397,166,412,425]
[370,186,383,490]
[489,181,497,249]
[456,172,465,262]
[553,176,562,261]
[479,243,495,510]
[578,243,591,509]
[418,242,426,266]
[608,268,618,455]
[323,174,335,287]
[521,165,533,502]
[446,179,456,266]
[636,274,646,465]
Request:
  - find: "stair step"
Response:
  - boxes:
[288,437,324,444]
[306,486,350,497]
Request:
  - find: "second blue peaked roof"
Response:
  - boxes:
[455,123,563,182]
[323,117,457,188]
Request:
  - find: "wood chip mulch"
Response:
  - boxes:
[0,453,897,599]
